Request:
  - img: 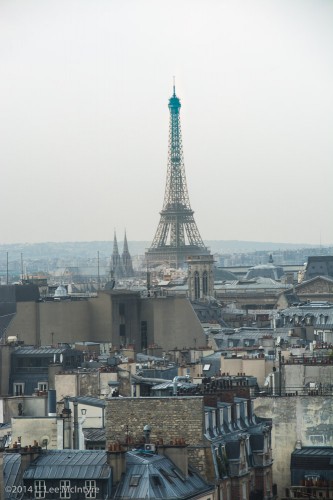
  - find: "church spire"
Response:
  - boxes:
[112,230,122,278]
[122,230,134,277]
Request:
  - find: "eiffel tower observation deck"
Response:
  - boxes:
[146,86,210,268]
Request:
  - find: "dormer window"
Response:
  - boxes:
[236,403,241,421]
[129,475,141,487]
[205,412,210,435]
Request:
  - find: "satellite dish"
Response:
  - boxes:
[41,435,50,449]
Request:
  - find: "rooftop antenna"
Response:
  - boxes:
[173,75,176,96]
[97,250,100,291]
[21,253,24,282]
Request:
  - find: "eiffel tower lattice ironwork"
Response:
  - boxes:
[146,86,210,268]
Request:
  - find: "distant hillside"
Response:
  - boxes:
[0,240,322,261]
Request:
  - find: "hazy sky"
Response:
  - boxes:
[1,0,332,246]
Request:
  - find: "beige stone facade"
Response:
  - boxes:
[222,356,273,387]
[5,292,206,353]
[11,417,58,449]
[254,395,333,498]
[187,255,215,301]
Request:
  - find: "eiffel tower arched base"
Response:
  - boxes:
[145,245,210,269]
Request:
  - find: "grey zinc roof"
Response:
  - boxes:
[83,428,106,443]
[151,381,197,391]
[114,450,213,499]
[215,277,292,291]
[23,450,111,480]
[4,453,22,499]
[280,302,333,328]
[68,396,106,408]
[13,346,72,355]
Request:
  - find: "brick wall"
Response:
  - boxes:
[105,397,214,480]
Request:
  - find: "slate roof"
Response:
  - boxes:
[279,302,333,329]
[245,264,284,281]
[3,453,22,499]
[23,450,111,480]
[215,277,292,291]
[151,381,197,391]
[68,396,106,408]
[13,346,74,355]
[114,450,214,499]
[0,313,15,341]
[290,447,333,484]
[83,428,106,443]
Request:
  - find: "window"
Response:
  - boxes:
[159,469,174,484]
[35,480,46,499]
[38,382,48,392]
[119,324,126,344]
[13,383,24,396]
[129,475,141,487]
[60,480,71,499]
[84,480,96,499]
[194,271,200,299]
[203,271,208,295]
[141,321,148,350]
[119,303,125,316]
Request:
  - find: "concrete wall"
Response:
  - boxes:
[105,397,214,480]
[0,396,47,423]
[141,296,206,351]
[88,293,112,341]
[6,301,92,345]
[254,396,333,498]
[11,416,58,448]
[222,358,272,387]
[55,374,78,400]
[55,371,117,400]
[6,294,205,353]
[283,363,333,392]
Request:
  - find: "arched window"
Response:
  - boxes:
[194,271,200,299]
[203,271,208,296]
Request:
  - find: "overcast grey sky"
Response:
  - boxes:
[1,0,332,246]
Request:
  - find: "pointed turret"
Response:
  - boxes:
[112,231,122,278]
[122,230,134,277]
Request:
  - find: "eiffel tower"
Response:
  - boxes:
[146,85,210,268]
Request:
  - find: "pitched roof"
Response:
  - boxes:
[23,450,111,480]
[114,450,213,499]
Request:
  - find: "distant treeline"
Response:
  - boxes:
[0,240,325,261]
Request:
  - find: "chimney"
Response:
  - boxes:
[107,443,126,485]
[158,439,188,478]
[47,390,57,417]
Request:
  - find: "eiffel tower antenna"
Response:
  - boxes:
[146,86,210,268]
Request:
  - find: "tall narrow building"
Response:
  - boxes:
[111,231,122,278]
[122,231,134,277]
[112,231,134,278]
[146,86,210,268]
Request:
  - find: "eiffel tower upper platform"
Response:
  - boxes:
[146,86,210,268]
